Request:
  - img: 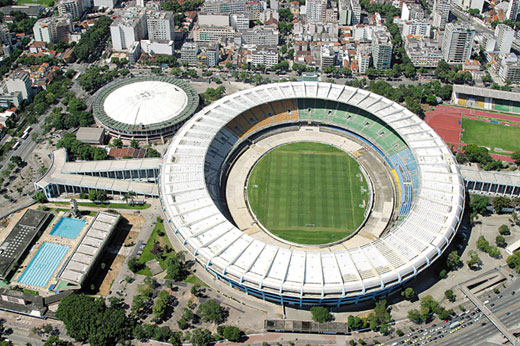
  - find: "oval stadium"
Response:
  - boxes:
[160,82,465,307]
[92,76,199,141]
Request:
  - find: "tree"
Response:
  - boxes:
[499,224,511,235]
[466,250,481,270]
[10,155,23,166]
[477,235,490,252]
[56,294,133,345]
[446,251,461,270]
[198,300,223,323]
[512,151,520,165]
[43,336,74,346]
[191,329,213,346]
[444,290,455,302]
[492,196,511,214]
[507,251,520,271]
[408,309,422,324]
[496,235,506,248]
[165,251,189,281]
[471,195,489,215]
[111,138,123,148]
[401,287,415,301]
[33,191,48,204]
[310,306,332,323]
[220,326,242,342]
[130,139,139,149]
[128,256,142,273]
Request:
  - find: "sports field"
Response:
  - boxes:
[247,142,368,245]
[461,118,520,153]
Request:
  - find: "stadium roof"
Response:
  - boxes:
[160,82,465,300]
[92,76,199,134]
[453,85,520,102]
[460,165,520,186]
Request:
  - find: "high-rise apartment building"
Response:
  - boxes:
[356,44,370,74]
[402,20,431,38]
[306,0,327,23]
[201,0,246,14]
[372,30,392,69]
[180,42,199,65]
[507,0,520,21]
[57,0,84,18]
[432,0,450,29]
[401,2,424,20]
[33,16,71,43]
[441,23,475,64]
[110,7,147,51]
[495,24,514,55]
[147,11,174,42]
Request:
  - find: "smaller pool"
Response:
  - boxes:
[50,217,86,239]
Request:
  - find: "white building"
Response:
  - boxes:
[33,16,71,43]
[110,7,147,51]
[441,23,475,64]
[405,36,442,67]
[306,0,327,23]
[507,0,520,21]
[93,0,117,8]
[140,39,174,55]
[193,25,235,42]
[5,72,32,100]
[402,20,431,38]
[453,0,484,13]
[230,14,249,30]
[198,14,229,26]
[495,24,514,55]
[147,11,175,42]
[372,30,392,69]
[240,25,278,45]
[499,53,520,83]
[57,0,84,18]
[180,42,199,65]
[201,0,246,14]
[432,0,450,30]
[356,44,370,74]
[401,2,424,20]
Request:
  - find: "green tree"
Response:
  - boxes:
[10,155,23,166]
[407,309,422,324]
[466,250,481,270]
[165,251,189,281]
[111,138,123,148]
[444,289,455,302]
[507,251,520,271]
[496,235,506,248]
[492,196,511,214]
[401,287,415,301]
[43,336,74,346]
[512,151,520,165]
[191,328,213,346]
[33,191,48,204]
[198,300,223,323]
[220,326,242,342]
[477,235,490,252]
[130,139,139,149]
[499,224,511,235]
[446,251,461,269]
[310,306,332,323]
[471,195,489,215]
[128,256,142,273]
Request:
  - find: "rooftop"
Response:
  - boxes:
[453,84,520,102]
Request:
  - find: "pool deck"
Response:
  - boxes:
[12,211,95,294]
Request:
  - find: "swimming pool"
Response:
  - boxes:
[50,217,86,239]
[18,242,70,288]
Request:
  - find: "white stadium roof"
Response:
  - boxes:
[160,82,465,301]
[103,80,188,126]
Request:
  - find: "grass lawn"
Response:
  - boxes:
[183,274,209,288]
[17,0,55,7]
[136,219,173,276]
[461,118,520,153]
[247,142,368,245]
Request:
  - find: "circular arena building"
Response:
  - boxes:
[160,82,465,307]
[92,76,198,141]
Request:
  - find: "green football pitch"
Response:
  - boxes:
[461,118,520,153]
[247,142,369,245]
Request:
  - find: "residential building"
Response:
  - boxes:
[202,0,246,14]
[498,53,520,83]
[110,7,147,51]
[57,0,84,18]
[230,13,249,30]
[147,11,175,42]
[271,0,278,10]
[306,0,327,23]
[246,1,262,20]
[356,44,370,74]
[372,30,392,69]
[241,25,278,45]
[181,42,199,65]
[405,36,442,67]
[198,14,229,26]
[251,47,278,67]
[402,20,431,37]
[320,45,335,68]
[507,0,520,21]
[401,2,424,20]
[259,8,279,23]
[453,0,484,13]
[441,23,475,64]
[5,71,32,100]
[495,24,514,55]
[33,16,71,43]
[432,0,450,29]
[193,25,235,42]
[339,0,360,25]
[140,39,174,55]
[93,0,117,7]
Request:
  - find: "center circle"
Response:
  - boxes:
[246,141,370,246]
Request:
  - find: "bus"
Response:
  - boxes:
[12,141,21,150]
[21,126,32,139]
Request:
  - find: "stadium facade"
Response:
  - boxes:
[160,82,465,306]
[92,76,199,141]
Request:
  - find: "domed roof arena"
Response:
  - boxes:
[92,76,198,141]
[159,82,465,307]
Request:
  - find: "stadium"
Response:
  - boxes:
[160,82,465,307]
[92,76,199,141]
